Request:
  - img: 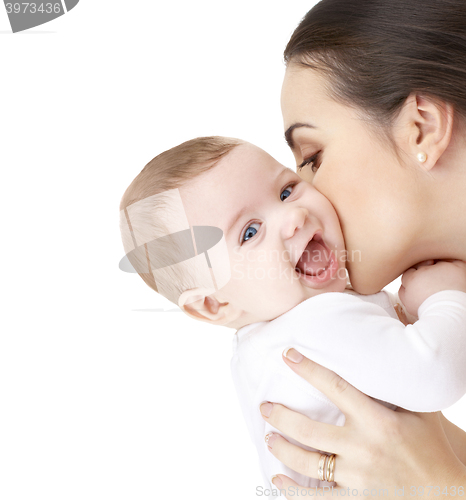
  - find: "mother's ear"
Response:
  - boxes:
[394,93,454,171]
[178,287,241,326]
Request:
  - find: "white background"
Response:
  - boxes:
[1,1,465,499]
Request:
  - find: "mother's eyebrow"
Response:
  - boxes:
[284,123,316,149]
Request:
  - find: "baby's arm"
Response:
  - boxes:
[278,289,466,412]
[398,259,466,316]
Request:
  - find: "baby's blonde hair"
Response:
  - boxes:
[119,136,242,302]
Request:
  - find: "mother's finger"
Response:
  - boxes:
[271,474,342,498]
[260,402,342,453]
[282,348,378,417]
[265,432,340,482]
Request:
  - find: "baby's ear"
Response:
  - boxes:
[178,288,240,326]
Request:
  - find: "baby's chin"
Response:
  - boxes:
[233,271,349,328]
[271,279,348,320]
[305,280,347,299]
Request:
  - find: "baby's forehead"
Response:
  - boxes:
[180,145,295,212]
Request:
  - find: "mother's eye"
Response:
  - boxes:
[298,151,321,173]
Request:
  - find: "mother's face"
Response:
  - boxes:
[281,65,423,294]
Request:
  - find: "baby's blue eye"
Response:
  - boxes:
[242,222,261,242]
[280,186,293,201]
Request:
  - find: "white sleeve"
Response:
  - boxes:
[275,290,466,412]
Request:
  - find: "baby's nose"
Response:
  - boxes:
[280,207,308,240]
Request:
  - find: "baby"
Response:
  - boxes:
[119,136,466,491]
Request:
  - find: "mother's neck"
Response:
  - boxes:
[417,125,466,261]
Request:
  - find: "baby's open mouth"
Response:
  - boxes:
[295,234,331,276]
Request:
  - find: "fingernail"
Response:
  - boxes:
[271,475,283,488]
[265,432,278,448]
[260,402,273,418]
[283,347,304,363]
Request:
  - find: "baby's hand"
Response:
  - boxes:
[398,259,466,317]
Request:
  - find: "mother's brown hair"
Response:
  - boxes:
[284,0,466,127]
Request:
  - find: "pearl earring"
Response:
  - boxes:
[417,152,427,163]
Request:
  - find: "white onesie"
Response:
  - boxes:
[230,290,466,491]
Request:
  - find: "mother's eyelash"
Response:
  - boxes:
[298,151,322,172]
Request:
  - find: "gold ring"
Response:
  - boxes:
[326,454,336,482]
[318,453,327,481]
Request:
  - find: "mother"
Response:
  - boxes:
[259,0,466,491]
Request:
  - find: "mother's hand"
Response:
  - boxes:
[260,349,466,496]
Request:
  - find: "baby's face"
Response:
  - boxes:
[180,142,347,326]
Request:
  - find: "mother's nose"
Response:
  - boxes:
[280,206,309,240]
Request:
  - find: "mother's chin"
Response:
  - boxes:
[345,253,409,295]
[347,268,387,296]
